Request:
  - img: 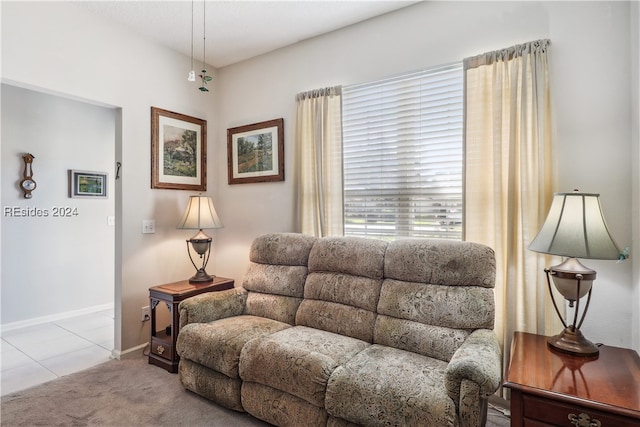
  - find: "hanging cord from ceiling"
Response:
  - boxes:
[199,0,212,91]
[188,0,195,81]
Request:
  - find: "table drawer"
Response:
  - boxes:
[151,337,173,361]
[523,394,640,427]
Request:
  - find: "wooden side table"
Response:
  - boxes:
[504,331,640,426]
[148,276,234,373]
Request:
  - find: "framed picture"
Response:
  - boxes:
[69,170,108,198]
[227,118,284,184]
[151,107,207,191]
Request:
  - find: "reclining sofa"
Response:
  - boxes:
[176,233,501,427]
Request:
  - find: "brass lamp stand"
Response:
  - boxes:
[185,229,214,283]
[543,258,598,356]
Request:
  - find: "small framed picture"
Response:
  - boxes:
[151,107,207,191]
[69,170,108,198]
[227,118,284,184]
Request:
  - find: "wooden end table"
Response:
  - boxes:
[148,276,234,373]
[504,331,640,426]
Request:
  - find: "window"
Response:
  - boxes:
[342,63,463,240]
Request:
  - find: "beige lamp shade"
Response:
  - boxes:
[528,192,620,260]
[177,195,223,230]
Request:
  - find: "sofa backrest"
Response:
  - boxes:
[375,239,496,362]
[295,236,388,342]
[242,233,317,325]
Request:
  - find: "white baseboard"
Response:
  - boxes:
[0,302,114,334]
[112,342,148,360]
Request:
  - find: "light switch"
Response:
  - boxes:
[142,219,156,234]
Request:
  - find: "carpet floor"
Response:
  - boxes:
[1,355,510,426]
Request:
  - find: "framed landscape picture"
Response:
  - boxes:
[227,118,284,184]
[69,170,108,198]
[151,107,207,191]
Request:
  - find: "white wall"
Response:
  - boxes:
[2,1,638,353]
[213,1,638,350]
[549,2,633,349]
[1,1,216,354]
[631,1,640,352]
[1,84,115,326]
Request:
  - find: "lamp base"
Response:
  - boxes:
[547,327,599,357]
[188,268,214,284]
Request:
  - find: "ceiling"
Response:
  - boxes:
[74,1,419,69]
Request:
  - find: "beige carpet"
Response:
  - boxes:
[1,355,510,426]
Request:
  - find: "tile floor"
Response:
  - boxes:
[0,309,114,396]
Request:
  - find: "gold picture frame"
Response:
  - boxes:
[151,107,207,191]
[227,118,284,185]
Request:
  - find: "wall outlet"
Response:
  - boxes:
[142,219,155,234]
[141,306,150,322]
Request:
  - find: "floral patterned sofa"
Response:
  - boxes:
[176,233,501,427]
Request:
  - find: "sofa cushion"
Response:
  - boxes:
[307,236,387,280]
[297,236,386,341]
[242,382,328,427]
[179,358,244,412]
[296,300,377,343]
[326,417,361,427]
[239,326,370,408]
[377,279,495,330]
[374,314,470,362]
[384,238,495,287]
[177,315,291,378]
[303,272,381,312]
[325,345,457,427]
[245,293,303,325]
[243,263,308,298]
[375,239,496,362]
[297,272,382,342]
[249,232,317,266]
[242,233,316,324]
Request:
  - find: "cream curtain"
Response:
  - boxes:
[464,40,561,374]
[295,86,344,237]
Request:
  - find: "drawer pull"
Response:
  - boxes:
[568,413,601,427]
[156,345,165,355]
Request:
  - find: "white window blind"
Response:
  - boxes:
[342,63,463,240]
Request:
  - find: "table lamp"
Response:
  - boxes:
[177,195,223,283]
[528,191,622,357]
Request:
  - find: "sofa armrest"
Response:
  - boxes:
[178,287,248,329]
[445,329,502,403]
